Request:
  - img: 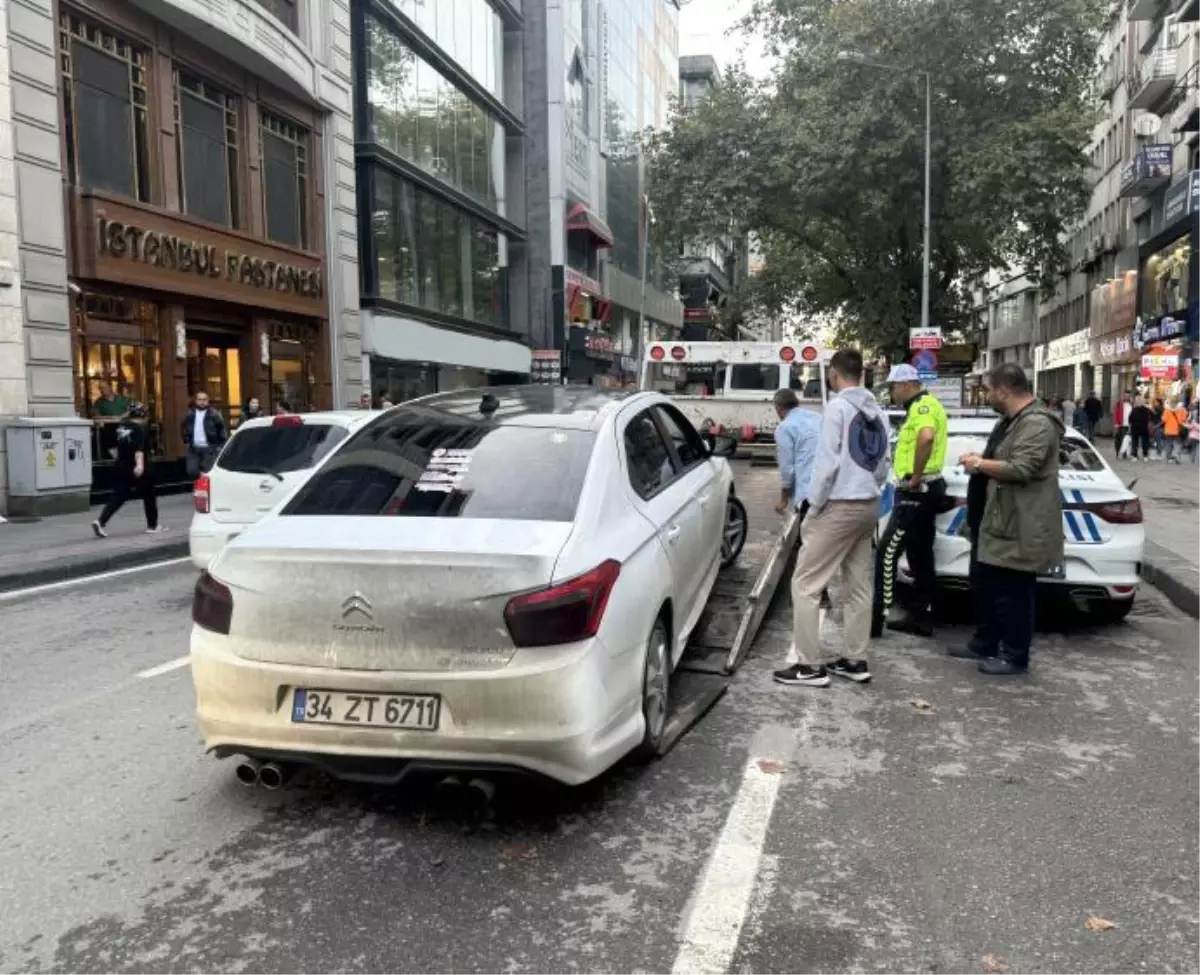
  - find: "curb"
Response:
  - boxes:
[0,540,191,595]
[1141,543,1200,619]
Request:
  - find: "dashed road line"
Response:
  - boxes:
[136,656,191,679]
[0,557,191,601]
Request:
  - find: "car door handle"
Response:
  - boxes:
[665,524,682,543]
[697,492,712,508]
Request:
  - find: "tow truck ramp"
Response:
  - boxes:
[657,464,803,756]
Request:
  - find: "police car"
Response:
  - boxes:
[877,412,1144,622]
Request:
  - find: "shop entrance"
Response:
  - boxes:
[186,328,244,428]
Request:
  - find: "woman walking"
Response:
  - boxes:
[1128,396,1153,462]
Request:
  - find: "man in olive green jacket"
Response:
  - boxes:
[954,363,1064,675]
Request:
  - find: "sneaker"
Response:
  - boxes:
[773,664,830,687]
[91,520,108,539]
[948,644,995,661]
[978,656,1029,676]
[828,658,872,683]
[145,525,168,534]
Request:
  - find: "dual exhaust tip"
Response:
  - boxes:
[234,761,495,806]
[235,758,289,790]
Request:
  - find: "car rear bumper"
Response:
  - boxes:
[188,518,245,570]
[189,631,643,787]
[896,535,1143,601]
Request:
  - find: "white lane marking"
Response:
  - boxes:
[136,656,191,679]
[0,557,191,601]
[672,716,810,975]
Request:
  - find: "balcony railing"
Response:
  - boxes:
[1119,145,1173,197]
[1129,46,1177,109]
[1097,59,1124,98]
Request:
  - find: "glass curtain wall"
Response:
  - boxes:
[384,0,503,99]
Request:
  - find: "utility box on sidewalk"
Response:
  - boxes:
[4,418,93,518]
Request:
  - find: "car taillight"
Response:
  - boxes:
[193,474,211,514]
[503,560,621,648]
[193,571,233,635]
[1084,499,1143,524]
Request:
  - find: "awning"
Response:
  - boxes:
[566,202,614,248]
[364,311,532,374]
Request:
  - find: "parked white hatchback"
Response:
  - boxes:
[190,386,741,787]
[188,411,379,570]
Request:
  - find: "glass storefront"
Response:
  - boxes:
[364,13,505,211]
[370,167,505,327]
[1142,237,1191,322]
[385,0,503,99]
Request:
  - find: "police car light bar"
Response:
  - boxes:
[642,341,825,365]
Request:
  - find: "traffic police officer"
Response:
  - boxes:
[878,363,948,636]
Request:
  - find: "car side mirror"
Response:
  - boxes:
[708,433,738,458]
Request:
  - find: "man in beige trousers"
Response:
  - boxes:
[774,349,891,687]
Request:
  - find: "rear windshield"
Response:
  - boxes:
[282,413,596,521]
[947,431,1106,473]
[217,424,348,476]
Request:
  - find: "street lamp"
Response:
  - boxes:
[638,193,656,363]
[835,50,933,332]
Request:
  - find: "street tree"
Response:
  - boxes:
[646,0,1106,359]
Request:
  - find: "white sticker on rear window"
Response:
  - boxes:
[416,448,473,493]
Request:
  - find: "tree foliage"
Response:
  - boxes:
[646,0,1106,357]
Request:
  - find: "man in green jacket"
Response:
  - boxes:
[953,362,1064,675]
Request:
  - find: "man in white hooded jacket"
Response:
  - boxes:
[775,348,891,687]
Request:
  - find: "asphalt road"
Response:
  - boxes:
[0,563,1196,974]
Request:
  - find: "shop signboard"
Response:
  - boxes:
[1141,343,1179,381]
[908,327,943,350]
[1092,328,1136,366]
[1163,170,1199,228]
[76,192,325,318]
[1043,328,1092,368]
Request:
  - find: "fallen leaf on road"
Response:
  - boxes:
[500,842,538,862]
[757,758,785,774]
[981,953,1008,973]
[999,774,1026,785]
[908,698,935,713]
[1085,915,1116,932]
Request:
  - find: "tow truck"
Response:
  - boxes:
[640,340,828,461]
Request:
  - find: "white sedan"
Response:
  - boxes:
[878,416,1144,622]
[189,411,380,570]
[190,387,741,787]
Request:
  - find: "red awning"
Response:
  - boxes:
[566,202,614,248]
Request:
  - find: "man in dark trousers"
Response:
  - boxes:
[877,363,949,637]
[92,402,163,537]
[953,363,1064,675]
[182,390,228,477]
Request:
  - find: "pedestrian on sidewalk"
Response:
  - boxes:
[774,349,889,688]
[1114,392,1133,458]
[877,363,949,638]
[92,402,163,538]
[1129,396,1152,462]
[237,396,263,429]
[1151,399,1166,457]
[1187,402,1200,463]
[1084,391,1103,442]
[1061,395,1077,432]
[1162,399,1186,463]
[953,364,1063,676]
[182,390,227,478]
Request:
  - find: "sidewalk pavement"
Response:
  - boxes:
[1105,446,1199,617]
[0,494,192,593]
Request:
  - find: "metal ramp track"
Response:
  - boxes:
[657,464,803,756]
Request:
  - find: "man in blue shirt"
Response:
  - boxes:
[773,388,823,516]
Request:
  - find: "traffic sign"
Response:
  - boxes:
[909,327,943,350]
[912,349,938,377]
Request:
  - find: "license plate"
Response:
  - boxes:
[291,689,441,731]
[1039,561,1066,580]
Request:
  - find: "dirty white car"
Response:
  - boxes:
[190,386,741,788]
